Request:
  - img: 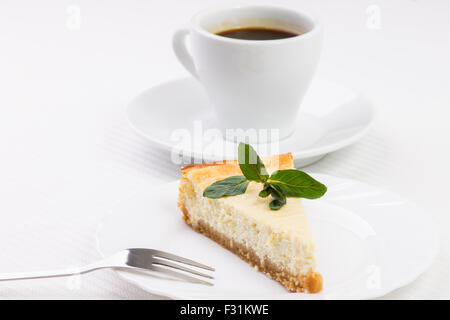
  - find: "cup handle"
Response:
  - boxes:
[172,27,198,79]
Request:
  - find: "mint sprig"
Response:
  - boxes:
[203,143,327,210]
[268,169,327,199]
[237,142,269,182]
[202,175,249,199]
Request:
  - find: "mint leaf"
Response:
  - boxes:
[238,143,269,182]
[203,175,249,199]
[268,184,286,210]
[268,169,327,199]
[269,199,285,210]
[258,183,271,198]
[259,183,287,210]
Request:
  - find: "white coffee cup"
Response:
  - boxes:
[173,5,322,142]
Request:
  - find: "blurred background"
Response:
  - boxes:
[0,0,448,298]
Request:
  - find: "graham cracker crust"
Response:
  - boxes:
[181,208,323,293]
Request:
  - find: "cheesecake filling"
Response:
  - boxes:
[181,177,316,277]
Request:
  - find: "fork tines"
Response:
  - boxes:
[150,249,215,271]
[128,248,215,286]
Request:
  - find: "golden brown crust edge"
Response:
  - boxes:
[181,153,294,174]
[180,206,323,293]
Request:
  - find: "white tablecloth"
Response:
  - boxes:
[0,0,449,299]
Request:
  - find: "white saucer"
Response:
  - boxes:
[96,175,439,300]
[127,77,374,167]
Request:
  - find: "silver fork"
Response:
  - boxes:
[0,248,214,285]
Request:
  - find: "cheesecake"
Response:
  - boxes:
[177,153,323,293]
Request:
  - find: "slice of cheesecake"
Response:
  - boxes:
[177,153,323,293]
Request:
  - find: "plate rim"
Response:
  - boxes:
[125,77,375,161]
[95,175,439,300]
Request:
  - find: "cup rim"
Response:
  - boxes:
[190,4,321,45]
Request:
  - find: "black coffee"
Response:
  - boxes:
[216,27,300,40]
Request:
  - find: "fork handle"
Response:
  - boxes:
[0,263,104,281]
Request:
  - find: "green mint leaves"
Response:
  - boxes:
[268,169,327,199]
[237,143,269,182]
[203,143,327,210]
[266,184,287,210]
[202,175,249,199]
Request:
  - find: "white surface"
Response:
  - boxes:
[0,0,449,299]
[173,5,322,140]
[97,176,439,299]
[127,77,373,166]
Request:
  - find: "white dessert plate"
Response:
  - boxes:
[126,78,374,167]
[96,174,438,299]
